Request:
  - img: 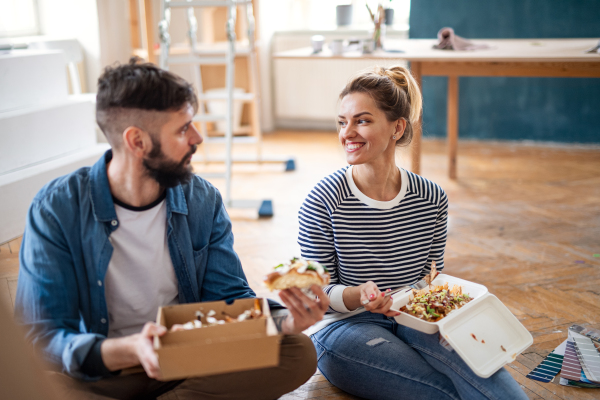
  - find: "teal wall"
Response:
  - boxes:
[409,0,600,143]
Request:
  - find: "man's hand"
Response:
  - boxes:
[133,322,166,379]
[277,285,330,335]
[101,322,166,379]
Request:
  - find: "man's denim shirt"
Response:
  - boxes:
[15,151,256,381]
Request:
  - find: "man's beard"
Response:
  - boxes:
[143,139,197,188]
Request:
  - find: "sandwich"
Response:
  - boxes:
[264,257,330,291]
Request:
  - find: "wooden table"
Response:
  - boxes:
[274,39,600,178]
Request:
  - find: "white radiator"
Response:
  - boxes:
[271,31,408,130]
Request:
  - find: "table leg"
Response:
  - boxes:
[447,75,459,180]
[410,62,422,175]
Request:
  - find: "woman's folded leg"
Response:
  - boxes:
[311,313,461,400]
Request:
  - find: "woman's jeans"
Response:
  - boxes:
[311,312,527,400]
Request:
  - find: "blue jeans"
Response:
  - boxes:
[311,312,527,400]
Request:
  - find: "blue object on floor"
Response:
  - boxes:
[285,159,296,172]
[258,200,273,217]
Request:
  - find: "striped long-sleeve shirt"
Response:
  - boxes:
[298,165,448,332]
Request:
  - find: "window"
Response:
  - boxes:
[0,0,40,38]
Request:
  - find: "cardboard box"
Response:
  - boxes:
[154,298,281,380]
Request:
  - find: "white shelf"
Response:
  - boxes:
[159,41,252,58]
[197,92,255,102]
[165,0,252,8]
[193,114,226,122]
[0,96,96,176]
[0,50,68,113]
[167,55,228,65]
[0,144,110,244]
[203,135,256,144]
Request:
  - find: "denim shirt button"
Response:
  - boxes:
[101,318,107,324]
[111,220,118,227]
[97,280,102,286]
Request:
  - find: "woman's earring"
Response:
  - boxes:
[393,135,397,140]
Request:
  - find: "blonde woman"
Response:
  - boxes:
[298,66,527,400]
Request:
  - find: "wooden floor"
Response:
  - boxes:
[2,131,600,399]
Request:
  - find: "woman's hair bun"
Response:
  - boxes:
[375,66,422,128]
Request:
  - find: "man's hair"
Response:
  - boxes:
[96,57,198,147]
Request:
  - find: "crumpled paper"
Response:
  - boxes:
[584,39,600,54]
[433,27,491,51]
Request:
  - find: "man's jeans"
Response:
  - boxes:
[311,312,528,400]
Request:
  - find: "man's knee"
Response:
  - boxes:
[279,334,318,389]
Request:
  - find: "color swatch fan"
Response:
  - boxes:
[556,326,600,388]
[560,341,583,381]
[573,336,600,383]
[526,340,565,383]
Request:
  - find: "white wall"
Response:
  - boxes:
[37,0,133,93]
[37,0,101,93]
[256,0,290,132]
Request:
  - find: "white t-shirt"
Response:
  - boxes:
[105,194,179,338]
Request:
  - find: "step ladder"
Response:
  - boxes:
[157,0,284,217]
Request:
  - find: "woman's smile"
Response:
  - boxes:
[345,142,365,152]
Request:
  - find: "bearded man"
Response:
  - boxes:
[15,58,328,400]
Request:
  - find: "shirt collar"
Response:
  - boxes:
[89,150,188,222]
[167,184,188,215]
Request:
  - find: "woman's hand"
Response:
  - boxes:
[359,281,400,317]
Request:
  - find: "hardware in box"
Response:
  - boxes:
[154,297,281,381]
